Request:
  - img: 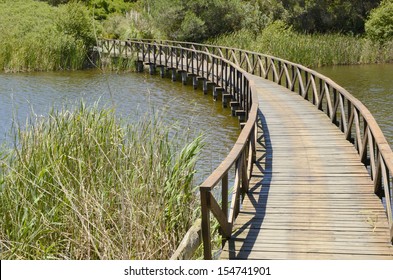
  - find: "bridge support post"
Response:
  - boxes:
[230,102,240,117]
[136,61,144,73]
[170,69,177,81]
[149,64,156,75]
[203,80,208,95]
[181,72,188,85]
[213,87,224,102]
[192,77,198,90]
[213,87,218,101]
[222,93,231,108]
[159,66,165,78]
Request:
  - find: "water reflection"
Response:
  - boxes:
[0,70,240,184]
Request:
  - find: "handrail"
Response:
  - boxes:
[151,39,393,244]
[97,39,393,258]
[97,38,260,259]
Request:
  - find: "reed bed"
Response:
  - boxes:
[212,23,393,67]
[0,0,93,72]
[0,103,202,259]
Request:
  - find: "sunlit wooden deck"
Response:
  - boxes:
[220,76,393,259]
[98,39,393,260]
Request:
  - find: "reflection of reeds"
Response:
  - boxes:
[0,103,202,259]
[211,23,393,67]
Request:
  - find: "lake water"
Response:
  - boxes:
[1,64,391,184]
[315,64,393,149]
[0,69,240,184]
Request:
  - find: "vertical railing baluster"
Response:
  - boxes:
[200,188,212,260]
[221,173,228,247]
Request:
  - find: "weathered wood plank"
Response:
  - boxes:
[220,250,392,260]
[224,241,393,255]
[220,75,393,260]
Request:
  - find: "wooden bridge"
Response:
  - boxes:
[98,39,393,260]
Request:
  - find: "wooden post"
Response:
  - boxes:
[171,69,177,81]
[149,64,156,75]
[136,61,144,73]
[213,87,218,101]
[181,71,187,85]
[192,76,198,90]
[213,87,224,102]
[159,66,165,78]
[200,189,212,260]
[203,79,208,95]
[221,173,228,247]
[222,92,231,108]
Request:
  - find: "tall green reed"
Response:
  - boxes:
[0,103,202,259]
[0,0,93,72]
[211,22,393,67]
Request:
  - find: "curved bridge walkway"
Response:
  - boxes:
[98,39,393,260]
[222,74,392,259]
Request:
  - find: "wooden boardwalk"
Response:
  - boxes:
[98,39,393,260]
[220,75,393,259]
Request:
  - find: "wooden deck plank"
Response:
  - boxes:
[220,250,393,260]
[220,75,393,260]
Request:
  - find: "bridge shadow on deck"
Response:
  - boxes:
[226,109,273,259]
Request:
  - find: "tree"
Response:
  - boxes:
[365,0,393,43]
[56,2,95,48]
[263,0,381,34]
[148,0,261,41]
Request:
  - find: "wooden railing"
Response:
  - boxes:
[98,39,259,259]
[143,39,393,243]
[97,39,393,257]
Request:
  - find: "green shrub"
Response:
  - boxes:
[366,1,393,43]
[56,2,95,47]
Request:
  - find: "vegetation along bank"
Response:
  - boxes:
[0,103,202,259]
[1,0,393,71]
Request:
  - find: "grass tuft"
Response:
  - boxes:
[0,103,202,259]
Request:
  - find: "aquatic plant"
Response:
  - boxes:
[0,103,202,259]
[0,0,95,72]
[211,21,393,67]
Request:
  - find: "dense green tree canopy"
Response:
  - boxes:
[257,0,381,34]
[147,0,263,41]
[35,0,387,39]
[366,0,393,43]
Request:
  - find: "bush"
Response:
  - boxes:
[366,1,393,43]
[56,2,96,48]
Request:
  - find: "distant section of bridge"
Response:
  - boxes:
[97,39,393,260]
